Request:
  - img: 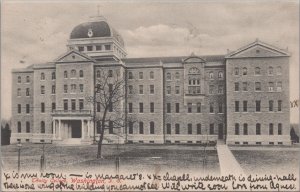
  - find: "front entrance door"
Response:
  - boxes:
[71,120,81,138]
[218,124,223,139]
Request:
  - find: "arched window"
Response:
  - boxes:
[242,67,247,75]
[52,72,56,80]
[268,66,274,75]
[150,122,155,134]
[41,121,45,133]
[139,122,144,134]
[128,71,133,79]
[277,66,282,75]
[218,71,223,78]
[64,71,68,78]
[96,70,101,78]
[17,122,21,133]
[175,72,180,79]
[255,67,261,75]
[79,70,84,78]
[209,71,214,79]
[17,88,21,96]
[17,76,21,83]
[26,76,30,83]
[41,73,45,80]
[26,122,30,133]
[235,123,239,135]
[150,71,154,79]
[166,72,171,80]
[234,67,239,75]
[256,123,261,135]
[71,69,76,77]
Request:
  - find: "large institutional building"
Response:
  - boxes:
[11,16,291,145]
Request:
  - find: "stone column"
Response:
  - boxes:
[52,120,56,140]
[81,119,85,139]
[58,120,61,139]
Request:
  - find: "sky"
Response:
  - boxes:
[1,0,299,123]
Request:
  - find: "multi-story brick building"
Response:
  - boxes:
[11,16,291,145]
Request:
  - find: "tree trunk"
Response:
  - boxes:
[97,132,104,158]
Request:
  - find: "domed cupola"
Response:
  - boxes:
[67,16,126,61]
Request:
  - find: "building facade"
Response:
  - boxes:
[11,16,291,145]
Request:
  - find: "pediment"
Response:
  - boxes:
[54,50,95,63]
[226,40,290,59]
[183,56,206,63]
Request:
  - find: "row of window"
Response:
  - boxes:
[63,99,84,111]
[234,123,283,135]
[17,76,31,83]
[166,102,224,114]
[77,44,111,52]
[96,70,114,78]
[165,123,220,135]
[128,85,155,95]
[234,100,282,112]
[234,82,282,92]
[63,70,84,79]
[17,121,45,133]
[64,84,84,94]
[234,66,282,76]
[128,71,155,80]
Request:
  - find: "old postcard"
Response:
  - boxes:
[1,0,299,191]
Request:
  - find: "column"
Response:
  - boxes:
[87,120,90,138]
[81,119,85,139]
[58,120,61,139]
[52,120,56,140]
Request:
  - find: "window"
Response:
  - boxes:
[26,88,30,96]
[197,124,201,134]
[255,67,261,75]
[256,123,261,135]
[278,123,282,135]
[235,123,239,135]
[96,45,102,51]
[71,99,76,111]
[175,72,180,79]
[17,76,21,83]
[52,102,56,112]
[26,104,30,114]
[277,82,282,92]
[105,45,111,50]
[108,101,113,112]
[128,72,133,79]
[243,101,247,112]
[64,85,68,93]
[26,122,30,133]
[79,70,83,78]
[41,121,45,133]
[150,71,154,79]
[218,102,223,113]
[52,72,55,80]
[187,103,192,113]
[52,85,56,94]
[209,71,214,79]
[71,70,76,78]
[79,84,84,92]
[97,102,101,112]
[235,101,239,112]
[139,122,144,134]
[209,103,214,113]
[128,121,133,134]
[268,82,274,92]
[96,70,101,78]
[278,100,282,112]
[139,85,143,94]
[255,82,261,91]
[269,100,274,111]
[41,73,45,80]
[269,123,274,135]
[150,122,155,134]
[18,122,21,133]
[166,124,171,134]
[234,82,239,91]
[64,71,68,78]
[150,85,154,94]
[128,103,133,113]
[108,70,113,77]
[166,73,171,80]
[18,104,21,113]
[188,124,192,134]
[139,72,143,79]
[277,66,282,75]
[71,84,76,93]
[78,46,84,51]
[218,71,223,79]
[41,86,45,94]
[109,121,113,134]
[234,67,239,75]
[175,103,180,113]
[175,86,180,94]
[218,85,223,94]
[87,46,93,51]
[242,67,247,75]
[150,102,154,113]
[166,86,171,94]
[242,82,248,91]
[175,124,180,134]
[139,103,143,113]
[243,124,248,135]
[96,121,101,134]
[209,124,214,134]
[268,66,274,75]
[167,103,171,113]
[209,85,214,94]
[17,88,21,96]
[63,99,68,111]
[41,103,45,113]
[128,85,133,94]
[26,76,30,83]
[197,103,201,113]
[256,100,261,112]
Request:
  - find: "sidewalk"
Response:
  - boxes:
[217,144,244,175]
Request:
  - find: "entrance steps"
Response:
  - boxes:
[59,138,82,145]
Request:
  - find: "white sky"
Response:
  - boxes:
[1,0,299,123]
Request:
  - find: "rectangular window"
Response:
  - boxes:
[139,122,144,134]
[166,124,171,134]
[108,70,113,77]
[150,102,154,113]
[256,100,261,112]
[105,45,111,50]
[26,88,30,96]
[41,85,45,94]
[128,121,133,134]
[167,103,171,113]
[139,72,143,79]
[71,84,76,93]
[78,46,84,51]
[108,101,113,112]
[235,101,239,112]
[150,122,155,134]
[96,121,101,134]
[150,85,154,94]
[175,124,180,134]
[256,124,261,135]
[188,124,192,134]
[96,45,102,51]
[97,102,101,112]
[269,100,274,111]
[128,103,133,113]
[210,103,214,113]
[243,124,248,135]
[52,102,56,112]
[209,124,214,134]
[63,99,68,111]
[278,123,282,135]
[128,85,133,94]
[243,101,247,112]
[139,103,143,113]
[166,86,171,94]
[197,103,201,113]
[188,103,192,113]
[218,103,223,113]
[242,82,248,91]
[197,124,201,134]
[71,99,76,111]
[268,82,274,92]
[109,121,113,134]
[26,104,30,114]
[218,85,223,94]
[255,82,261,91]
[41,103,45,113]
[277,82,282,92]
[139,85,143,94]
[234,82,239,91]
[79,99,84,110]
[269,123,274,135]
[235,124,239,135]
[52,85,56,94]
[175,86,180,94]
[26,122,30,133]
[87,46,93,51]
[209,85,214,94]
[18,104,21,113]
[175,103,180,113]
[79,84,84,92]
[64,85,68,93]
[278,100,282,112]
